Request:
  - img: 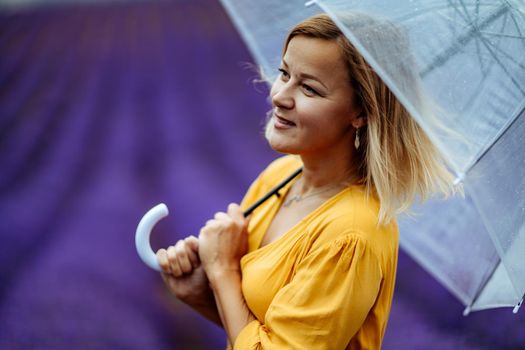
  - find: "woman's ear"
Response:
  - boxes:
[351,114,368,129]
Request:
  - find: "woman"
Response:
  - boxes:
[156,13,454,349]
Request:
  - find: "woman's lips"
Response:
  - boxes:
[274,114,296,129]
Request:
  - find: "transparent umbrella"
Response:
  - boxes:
[218,0,525,314]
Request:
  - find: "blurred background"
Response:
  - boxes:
[0,0,524,349]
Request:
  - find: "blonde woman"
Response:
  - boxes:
[156,13,453,349]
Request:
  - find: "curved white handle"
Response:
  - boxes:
[135,203,169,272]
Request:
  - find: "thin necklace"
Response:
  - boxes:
[282,179,347,208]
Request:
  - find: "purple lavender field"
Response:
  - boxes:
[0,1,523,349]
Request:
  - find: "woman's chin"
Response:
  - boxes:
[268,139,299,154]
[265,124,300,154]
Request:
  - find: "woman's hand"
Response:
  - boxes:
[156,236,207,301]
[156,236,223,326]
[196,204,255,340]
[198,203,249,282]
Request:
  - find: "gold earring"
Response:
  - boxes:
[354,128,360,150]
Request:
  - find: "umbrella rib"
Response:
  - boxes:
[473,9,525,80]
[472,1,487,74]
[477,31,525,39]
[463,249,503,315]
[421,4,508,77]
[505,1,525,50]
[464,101,525,174]
[458,0,474,24]
[476,22,525,96]
[461,0,489,75]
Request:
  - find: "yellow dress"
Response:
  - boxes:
[235,155,399,350]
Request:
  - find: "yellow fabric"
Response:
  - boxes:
[233,155,399,350]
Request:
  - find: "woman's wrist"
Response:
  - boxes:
[206,267,254,344]
[206,267,242,291]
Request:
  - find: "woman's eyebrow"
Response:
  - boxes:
[282,58,328,90]
[298,72,328,90]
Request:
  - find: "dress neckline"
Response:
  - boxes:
[253,180,354,252]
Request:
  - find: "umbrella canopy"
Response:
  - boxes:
[219,0,525,314]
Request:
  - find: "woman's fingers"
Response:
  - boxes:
[183,236,200,268]
[175,240,193,274]
[214,212,230,221]
[184,235,199,252]
[156,248,171,273]
[167,245,183,277]
[159,237,201,277]
[227,203,244,223]
[228,203,249,231]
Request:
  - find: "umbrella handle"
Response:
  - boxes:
[135,169,303,272]
[135,203,169,272]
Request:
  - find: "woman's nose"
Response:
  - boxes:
[271,81,294,110]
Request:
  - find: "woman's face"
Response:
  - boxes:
[267,35,361,157]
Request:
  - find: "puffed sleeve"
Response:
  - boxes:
[233,234,383,349]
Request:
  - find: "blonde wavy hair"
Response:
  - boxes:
[279,13,456,224]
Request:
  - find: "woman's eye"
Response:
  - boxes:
[278,68,289,79]
[302,84,318,96]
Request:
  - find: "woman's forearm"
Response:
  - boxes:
[208,270,256,345]
[159,268,223,327]
[196,203,254,343]
[180,287,223,327]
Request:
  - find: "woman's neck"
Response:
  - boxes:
[297,149,359,195]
